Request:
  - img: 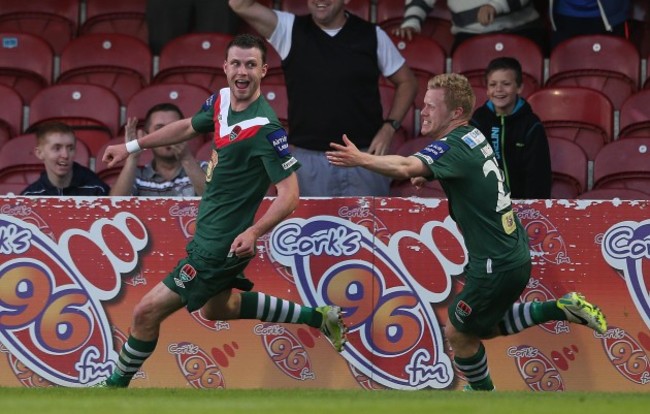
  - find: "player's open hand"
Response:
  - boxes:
[327,134,365,167]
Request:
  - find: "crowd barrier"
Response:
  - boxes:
[0,196,648,391]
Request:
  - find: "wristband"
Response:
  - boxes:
[125,139,142,154]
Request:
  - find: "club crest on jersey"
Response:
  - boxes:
[456,300,472,318]
[461,129,485,148]
[267,128,290,157]
[230,125,242,141]
[174,263,197,288]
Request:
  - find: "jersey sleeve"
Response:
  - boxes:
[190,93,217,134]
[257,125,301,183]
[412,139,466,180]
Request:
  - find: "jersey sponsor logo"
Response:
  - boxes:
[267,128,290,157]
[417,142,450,164]
[282,157,298,170]
[501,210,516,235]
[202,94,216,112]
[461,129,485,149]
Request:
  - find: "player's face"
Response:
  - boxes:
[420,88,456,139]
[224,46,267,109]
[308,0,349,28]
[35,132,76,179]
[486,69,522,115]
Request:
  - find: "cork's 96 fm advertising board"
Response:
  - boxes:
[0,196,648,391]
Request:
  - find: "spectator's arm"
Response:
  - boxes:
[179,150,207,196]
[229,0,278,39]
[400,0,436,32]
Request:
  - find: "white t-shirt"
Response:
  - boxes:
[268,10,405,78]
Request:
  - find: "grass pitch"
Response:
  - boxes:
[1,388,649,414]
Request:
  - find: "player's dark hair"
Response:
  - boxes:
[227,33,267,64]
[485,57,523,86]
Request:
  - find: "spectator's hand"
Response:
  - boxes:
[411,176,427,188]
[170,141,193,162]
[367,123,395,156]
[477,5,496,26]
[392,26,418,41]
[327,134,366,167]
[124,117,143,159]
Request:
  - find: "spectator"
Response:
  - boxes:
[393,0,547,54]
[147,0,241,55]
[550,0,631,49]
[21,122,110,196]
[229,0,418,197]
[470,57,551,199]
[326,73,607,391]
[110,103,206,197]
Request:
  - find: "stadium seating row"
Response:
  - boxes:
[1,128,648,200]
[3,79,650,162]
[2,29,648,115]
[1,0,649,56]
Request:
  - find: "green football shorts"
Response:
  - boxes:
[448,261,531,338]
[162,240,254,312]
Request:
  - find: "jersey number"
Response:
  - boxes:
[482,158,511,212]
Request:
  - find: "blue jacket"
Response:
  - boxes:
[550,0,630,30]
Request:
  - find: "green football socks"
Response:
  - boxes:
[240,291,322,328]
[106,335,157,387]
[454,343,494,391]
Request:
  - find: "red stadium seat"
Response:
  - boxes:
[0,0,80,55]
[377,0,454,55]
[578,188,649,200]
[28,84,121,156]
[280,0,371,20]
[618,90,650,139]
[378,83,416,141]
[0,182,29,195]
[389,136,446,198]
[154,33,234,92]
[126,83,211,122]
[0,133,90,189]
[547,35,640,109]
[548,137,588,199]
[387,33,445,107]
[0,32,53,103]
[592,138,650,194]
[0,84,24,142]
[472,85,488,112]
[451,34,544,98]
[261,82,289,131]
[57,33,152,105]
[526,87,613,161]
[79,0,148,44]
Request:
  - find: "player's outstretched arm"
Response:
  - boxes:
[327,135,427,180]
